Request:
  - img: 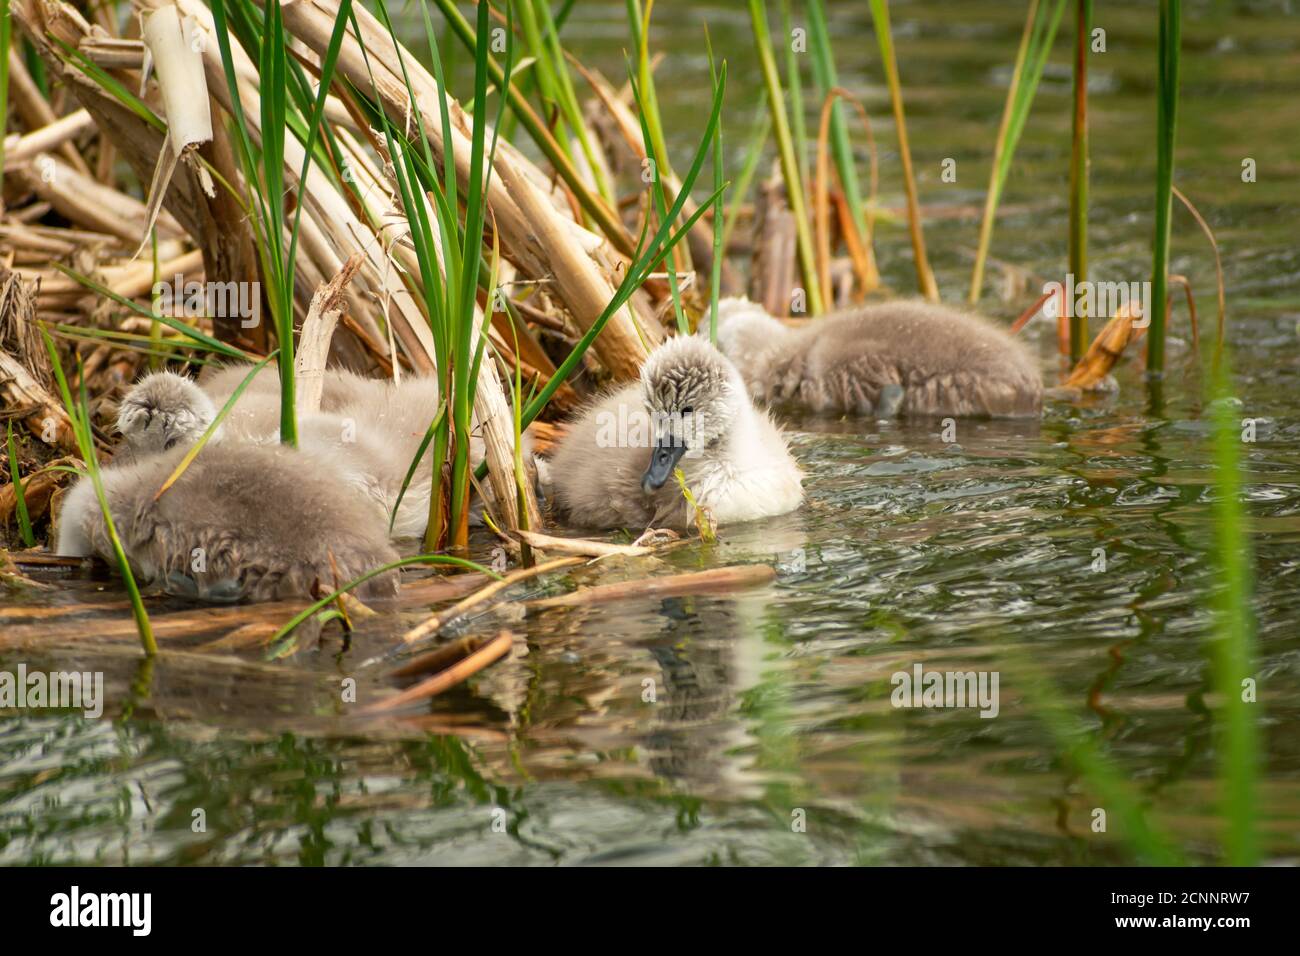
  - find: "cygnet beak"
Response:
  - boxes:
[641,436,688,492]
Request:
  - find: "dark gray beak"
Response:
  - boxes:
[642,437,688,492]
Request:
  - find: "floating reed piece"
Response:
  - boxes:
[1148,0,1182,376]
[867,0,938,302]
[1068,0,1092,362]
[401,556,586,646]
[968,0,1066,306]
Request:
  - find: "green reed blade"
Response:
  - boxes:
[5,421,35,549]
[1208,357,1260,864]
[1148,0,1181,375]
[806,0,871,264]
[265,554,499,659]
[749,0,824,315]
[152,351,279,500]
[969,0,1066,304]
[41,328,155,656]
[868,0,939,301]
[1068,0,1092,362]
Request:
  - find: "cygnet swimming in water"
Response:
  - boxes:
[715,297,1043,418]
[545,335,803,531]
[56,441,400,602]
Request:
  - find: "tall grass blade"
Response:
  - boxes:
[1068,0,1092,361]
[153,352,278,500]
[5,421,36,548]
[518,62,728,428]
[627,59,688,334]
[706,29,725,344]
[968,0,1066,305]
[1208,358,1260,864]
[41,328,155,656]
[868,0,939,301]
[749,0,824,314]
[1172,185,1228,370]
[780,0,810,194]
[431,0,633,256]
[721,108,771,257]
[1148,0,1182,375]
[806,0,876,287]
[49,264,255,361]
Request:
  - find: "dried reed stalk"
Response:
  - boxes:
[281,0,655,380]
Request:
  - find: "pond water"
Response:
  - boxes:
[3,1,1299,865]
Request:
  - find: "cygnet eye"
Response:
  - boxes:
[164,437,178,450]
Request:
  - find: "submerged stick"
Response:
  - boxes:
[526,564,776,610]
[362,631,515,713]
[401,556,585,645]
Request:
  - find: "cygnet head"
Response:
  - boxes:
[713,296,789,367]
[639,335,746,493]
[116,371,216,455]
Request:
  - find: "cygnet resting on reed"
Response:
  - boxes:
[715,297,1043,418]
[545,335,803,531]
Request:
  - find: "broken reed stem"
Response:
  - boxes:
[295,253,362,417]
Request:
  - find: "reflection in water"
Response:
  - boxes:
[3,0,1300,865]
